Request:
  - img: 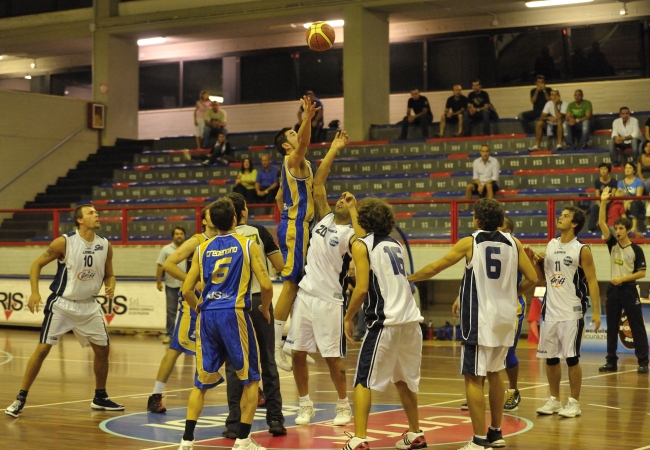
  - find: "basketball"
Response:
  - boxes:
[305,22,335,52]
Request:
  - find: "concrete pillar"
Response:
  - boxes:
[94,0,119,19]
[343,5,390,141]
[92,31,139,145]
[222,56,240,105]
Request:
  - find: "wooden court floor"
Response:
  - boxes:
[1,328,649,450]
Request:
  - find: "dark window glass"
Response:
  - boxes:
[570,22,641,79]
[50,68,92,99]
[0,0,91,18]
[390,42,424,93]
[182,59,223,107]
[427,36,496,90]
[297,48,343,98]
[139,63,180,110]
[240,51,297,103]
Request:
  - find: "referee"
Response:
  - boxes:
[597,187,649,374]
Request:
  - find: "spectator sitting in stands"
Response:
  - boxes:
[296,90,324,143]
[618,161,645,232]
[463,79,497,136]
[183,132,233,166]
[437,84,466,137]
[398,88,433,140]
[563,89,593,149]
[518,75,551,135]
[464,144,500,211]
[610,107,642,167]
[232,157,258,205]
[645,115,650,143]
[201,101,228,149]
[254,153,280,205]
[528,89,567,151]
[193,90,212,149]
[637,141,650,195]
[587,162,618,232]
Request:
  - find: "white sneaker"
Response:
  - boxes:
[457,438,490,450]
[283,346,316,364]
[528,145,540,151]
[295,402,315,425]
[558,397,581,418]
[536,396,562,415]
[182,149,192,161]
[275,346,292,372]
[396,430,427,449]
[233,436,266,450]
[178,439,194,450]
[332,404,352,426]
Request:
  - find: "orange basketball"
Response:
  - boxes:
[305,22,335,52]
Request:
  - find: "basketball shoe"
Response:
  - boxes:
[148,394,166,413]
[178,439,194,450]
[342,433,370,450]
[395,430,428,449]
[503,389,521,411]
[5,395,26,418]
[558,397,581,418]
[233,436,266,450]
[91,396,125,411]
[275,346,292,372]
[295,401,315,425]
[487,428,505,448]
[457,436,491,449]
[332,404,352,426]
[536,396,562,415]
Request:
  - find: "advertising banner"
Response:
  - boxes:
[580,302,650,354]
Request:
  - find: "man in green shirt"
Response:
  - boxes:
[563,89,593,149]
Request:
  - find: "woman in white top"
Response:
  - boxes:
[194,90,212,149]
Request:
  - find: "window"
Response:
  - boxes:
[427,36,497,90]
[139,63,180,110]
[390,42,424,93]
[297,48,343,98]
[182,59,223,107]
[51,68,92,99]
[240,51,297,103]
[0,0,91,18]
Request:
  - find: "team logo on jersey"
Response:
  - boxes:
[549,273,567,287]
[94,244,104,251]
[563,256,573,266]
[625,253,633,260]
[328,225,337,233]
[205,291,232,300]
[329,236,340,247]
[77,269,98,281]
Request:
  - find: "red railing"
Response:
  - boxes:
[0,196,646,246]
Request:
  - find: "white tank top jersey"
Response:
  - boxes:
[542,237,589,321]
[357,233,423,328]
[49,230,109,301]
[299,213,355,304]
[459,230,519,347]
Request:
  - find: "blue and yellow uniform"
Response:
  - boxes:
[505,272,527,368]
[194,233,261,390]
[278,155,314,283]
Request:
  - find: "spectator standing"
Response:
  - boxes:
[464,80,497,136]
[297,90,324,143]
[437,85,466,137]
[529,89,568,151]
[587,163,618,232]
[156,227,187,344]
[518,75,552,135]
[255,153,280,204]
[618,162,645,232]
[564,90,593,149]
[610,107,642,167]
[201,101,228,149]
[233,157,258,205]
[193,90,212,149]
[464,145,500,211]
[398,88,433,140]
[597,187,649,375]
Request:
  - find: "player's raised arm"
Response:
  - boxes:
[343,192,365,238]
[290,96,320,166]
[408,237,473,282]
[598,186,612,240]
[28,236,66,313]
[163,236,200,282]
[313,131,348,221]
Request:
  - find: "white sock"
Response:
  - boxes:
[299,395,311,405]
[337,397,349,405]
[489,425,500,432]
[274,320,286,347]
[153,381,165,395]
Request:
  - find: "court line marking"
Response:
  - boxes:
[588,403,621,410]
[23,387,196,409]
[0,350,13,366]
[633,446,650,450]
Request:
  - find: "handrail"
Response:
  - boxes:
[0,125,86,194]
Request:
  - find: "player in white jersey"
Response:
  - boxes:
[5,205,122,418]
[532,206,601,419]
[289,186,355,427]
[409,199,537,450]
[342,196,427,450]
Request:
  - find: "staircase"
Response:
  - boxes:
[0,139,152,242]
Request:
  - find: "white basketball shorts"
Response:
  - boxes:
[40,295,109,348]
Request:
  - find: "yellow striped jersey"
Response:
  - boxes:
[281,155,314,222]
[197,233,252,311]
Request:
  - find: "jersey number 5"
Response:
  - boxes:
[384,246,406,276]
[485,246,501,279]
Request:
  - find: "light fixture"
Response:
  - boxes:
[491,15,499,27]
[0,55,3,60]
[526,0,593,7]
[30,60,36,69]
[303,20,344,29]
[137,37,167,46]
[25,75,31,79]
[620,2,627,15]
[208,95,224,103]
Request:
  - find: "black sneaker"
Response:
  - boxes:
[639,365,649,374]
[91,396,125,411]
[221,428,238,439]
[460,402,468,410]
[504,388,521,411]
[599,363,618,372]
[268,419,287,436]
[487,427,506,448]
[5,396,26,418]
[147,394,166,413]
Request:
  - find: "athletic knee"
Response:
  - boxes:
[292,350,308,363]
[546,357,560,366]
[33,343,52,359]
[566,356,580,367]
[92,343,110,359]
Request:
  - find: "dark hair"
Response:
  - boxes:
[241,157,253,173]
[503,216,515,233]
[620,106,630,113]
[535,74,545,80]
[472,79,482,85]
[171,226,186,238]
[209,198,236,232]
[624,161,636,171]
[474,198,504,231]
[274,127,292,157]
[73,204,93,228]
[575,89,583,95]
[305,90,314,95]
[201,200,219,231]
[225,192,246,223]
[644,141,650,152]
[598,162,612,172]
[563,205,586,235]
[614,217,632,231]
[357,198,395,236]
[411,88,420,92]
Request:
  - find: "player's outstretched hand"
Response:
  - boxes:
[331,130,349,151]
[601,186,611,203]
[342,191,357,209]
[344,318,356,345]
[533,251,546,265]
[301,95,321,119]
[105,286,115,300]
[524,246,535,262]
[28,293,42,314]
[259,305,271,324]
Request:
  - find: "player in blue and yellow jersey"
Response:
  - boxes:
[272,96,348,371]
[178,198,273,450]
